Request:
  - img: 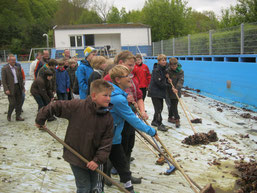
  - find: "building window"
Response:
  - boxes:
[85,34,95,46]
[77,36,82,47]
[70,36,76,47]
[70,35,83,47]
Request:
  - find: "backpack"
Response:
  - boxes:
[73,76,79,95]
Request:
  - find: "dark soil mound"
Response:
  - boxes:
[182,130,218,145]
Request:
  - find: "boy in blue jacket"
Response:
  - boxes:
[108,65,157,193]
[56,59,70,100]
[76,46,97,99]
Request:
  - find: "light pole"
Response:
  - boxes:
[43,33,49,48]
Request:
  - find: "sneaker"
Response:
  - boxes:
[111,167,118,175]
[157,124,168,132]
[168,117,176,123]
[175,120,180,128]
[151,121,159,127]
[131,176,142,184]
[7,115,11,122]
[16,117,24,121]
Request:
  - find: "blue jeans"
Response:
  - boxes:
[70,164,101,193]
[57,93,68,100]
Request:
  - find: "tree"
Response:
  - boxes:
[220,0,257,28]
[91,0,113,22]
[0,0,57,53]
[142,0,191,41]
[76,9,102,24]
[188,11,219,33]
[106,6,122,23]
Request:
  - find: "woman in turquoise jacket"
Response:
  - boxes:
[107,65,156,193]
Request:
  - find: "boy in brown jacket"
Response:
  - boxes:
[35,79,114,193]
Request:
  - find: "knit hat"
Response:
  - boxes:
[84,46,97,58]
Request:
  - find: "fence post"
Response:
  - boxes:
[152,42,155,56]
[209,30,212,55]
[161,40,163,54]
[241,23,244,55]
[188,34,191,55]
[173,38,175,56]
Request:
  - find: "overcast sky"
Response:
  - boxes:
[110,0,238,17]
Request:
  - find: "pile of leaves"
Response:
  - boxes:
[182,130,218,145]
[235,161,257,193]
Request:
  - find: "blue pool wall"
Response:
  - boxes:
[144,55,257,111]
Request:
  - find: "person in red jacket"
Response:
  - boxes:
[132,54,151,101]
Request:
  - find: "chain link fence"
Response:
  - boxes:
[152,22,257,56]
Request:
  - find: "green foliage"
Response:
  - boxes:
[0,0,57,53]
[76,9,102,24]
[106,6,122,23]
[142,0,191,41]
[188,11,219,33]
[220,0,257,28]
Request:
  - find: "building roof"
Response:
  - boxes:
[55,23,150,30]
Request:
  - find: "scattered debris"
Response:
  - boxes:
[156,156,166,165]
[239,134,249,139]
[191,118,202,123]
[216,108,223,112]
[240,113,251,119]
[234,161,257,193]
[182,130,218,145]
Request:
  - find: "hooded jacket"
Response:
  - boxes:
[76,59,93,99]
[166,63,184,99]
[30,74,53,103]
[38,64,56,92]
[56,66,70,94]
[132,63,151,88]
[36,97,114,168]
[109,83,156,145]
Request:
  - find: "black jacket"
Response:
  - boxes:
[148,63,167,99]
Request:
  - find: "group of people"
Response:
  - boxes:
[1,47,184,193]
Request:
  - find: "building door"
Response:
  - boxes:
[85,34,95,47]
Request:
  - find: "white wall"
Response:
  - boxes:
[54,27,151,48]
[94,34,121,51]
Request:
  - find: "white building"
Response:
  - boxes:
[54,23,152,56]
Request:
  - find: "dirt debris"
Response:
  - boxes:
[234,161,257,193]
[182,130,218,145]
[191,118,202,123]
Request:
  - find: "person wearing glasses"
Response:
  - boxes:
[104,51,148,184]
[107,65,157,193]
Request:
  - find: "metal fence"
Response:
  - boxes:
[152,22,257,56]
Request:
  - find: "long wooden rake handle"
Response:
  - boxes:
[136,133,159,157]
[42,126,130,193]
[135,108,200,193]
[136,130,199,193]
[180,97,195,120]
[167,76,197,134]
